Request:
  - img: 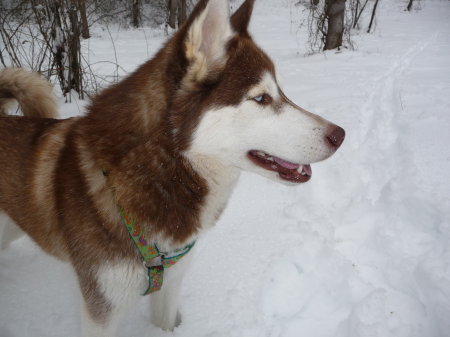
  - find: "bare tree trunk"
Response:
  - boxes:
[324,0,346,50]
[68,4,83,98]
[76,0,90,39]
[48,1,66,93]
[177,0,187,27]
[407,0,414,11]
[353,0,360,27]
[132,0,141,28]
[167,0,177,29]
[352,0,369,29]
[35,0,84,99]
[367,0,380,33]
[0,49,6,68]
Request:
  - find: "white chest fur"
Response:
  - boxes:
[188,154,240,232]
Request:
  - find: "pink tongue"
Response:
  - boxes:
[273,156,300,170]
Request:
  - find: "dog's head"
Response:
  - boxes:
[169,0,345,185]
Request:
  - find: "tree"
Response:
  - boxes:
[352,0,370,29]
[406,0,414,11]
[324,0,346,50]
[31,0,84,99]
[167,0,188,29]
[304,0,382,54]
[177,0,187,27]
[367,0,380,33]
[131,0,142,28]
[76,0,90,39]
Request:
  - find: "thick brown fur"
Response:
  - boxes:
[0,0,262,326]
[0,0,344,334]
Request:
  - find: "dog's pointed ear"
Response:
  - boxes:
[184,0,233,82]
[231,0,255,37]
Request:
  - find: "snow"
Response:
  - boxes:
[1,1,450,336]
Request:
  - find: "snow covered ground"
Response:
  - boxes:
[1,1,450,336]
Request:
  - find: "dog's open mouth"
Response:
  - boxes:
[247,150,312,183]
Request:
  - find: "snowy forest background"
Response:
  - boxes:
[1,0,399,99]
[1,1,450,337]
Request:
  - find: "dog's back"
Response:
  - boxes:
[0,117,58,208]
[0,68,56,207]
[0,68,58,203]
[0,69,70,255]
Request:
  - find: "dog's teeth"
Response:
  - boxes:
[257,151,266,157]
[267,156,274,161]
[298,165,306,175]
[271,164,277,169]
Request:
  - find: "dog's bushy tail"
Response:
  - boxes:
[0,68,58,118]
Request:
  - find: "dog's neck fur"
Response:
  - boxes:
[75,43,236,249]
[74,0,258,249]
[187,153,240,231]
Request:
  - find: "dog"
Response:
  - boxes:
[0,0,345,336]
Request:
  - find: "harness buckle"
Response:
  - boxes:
[144,255,162,269]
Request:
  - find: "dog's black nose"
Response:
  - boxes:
[326,126,345,148]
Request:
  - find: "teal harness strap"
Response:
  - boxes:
[120,211,195,295]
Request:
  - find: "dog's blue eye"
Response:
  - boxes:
[252,94,272,105]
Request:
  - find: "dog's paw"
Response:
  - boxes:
[151,310,182,331]
[175,311,182,328]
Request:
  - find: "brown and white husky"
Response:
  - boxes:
[0,0,344,336]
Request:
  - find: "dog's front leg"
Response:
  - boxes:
[79,262,146,337]
[150,249,194,331]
